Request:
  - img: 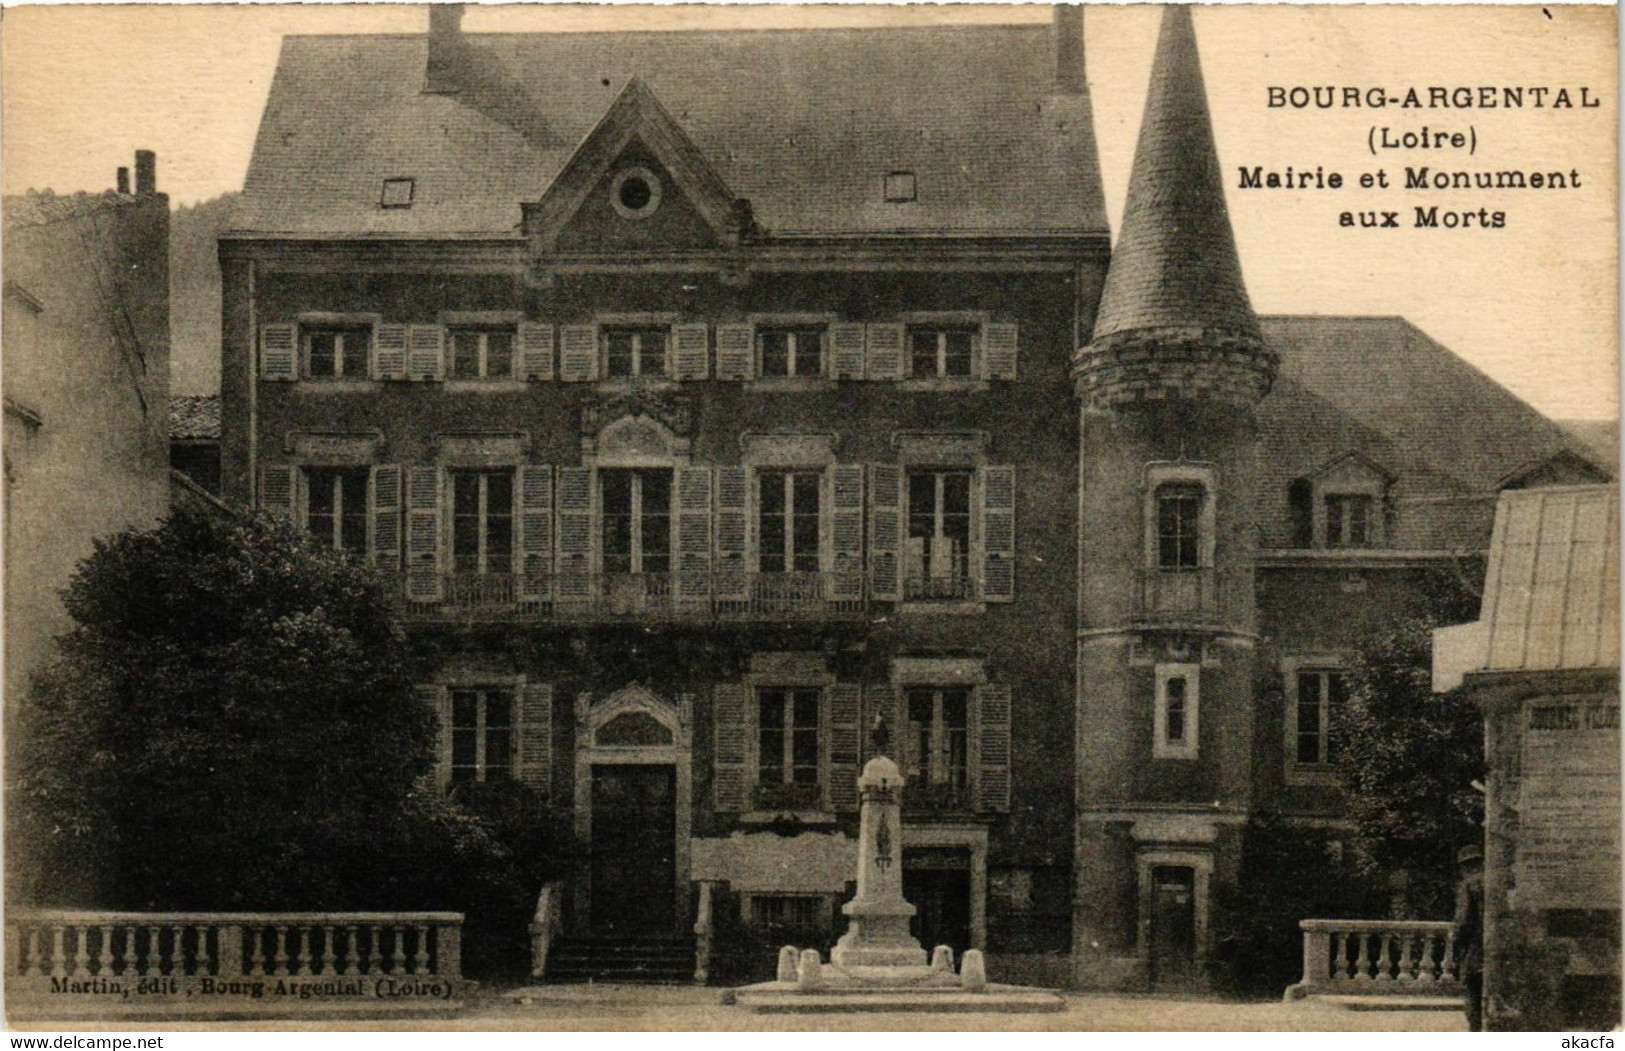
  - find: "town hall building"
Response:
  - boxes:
[216,5,1607,989]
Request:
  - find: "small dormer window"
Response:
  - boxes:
[380,178,415,209]
[611,167,662,220]
[884,171,917,203]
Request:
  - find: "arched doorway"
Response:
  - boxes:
[573,684,692,936]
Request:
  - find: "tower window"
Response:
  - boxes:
[1153,663,1200,759]
[1156,484,1204,569]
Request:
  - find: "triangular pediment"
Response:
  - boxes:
[524,78,745,253]
[1306,450,1394,486]
[1498,448,1612,491]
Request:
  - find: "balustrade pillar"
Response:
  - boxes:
[218,924,244,978]
[439,923,462,980]
[1397,932,1416,981]
[98,926,114,976]
[51,927,67,978]
[1353,932,1371,980]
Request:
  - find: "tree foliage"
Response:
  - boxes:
[1332,567,1486,918]
[9,509,573,969]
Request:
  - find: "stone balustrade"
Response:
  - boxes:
[1285,919,1463,1001]
[7,910,466,1018]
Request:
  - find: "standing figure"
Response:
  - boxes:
[1454,843,1486,1031]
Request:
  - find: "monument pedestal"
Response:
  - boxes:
[731,756,1065,1014]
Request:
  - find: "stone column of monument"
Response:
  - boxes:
[830,756,928,969]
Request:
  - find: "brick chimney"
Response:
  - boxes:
[424,4,467,95]
[134,150,156,195]
[116,167,130,195]
[1054,5,1085,96]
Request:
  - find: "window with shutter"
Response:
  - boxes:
[448,326,516,381]
[868,464,903,601]
[516,465,553,602]
[407,325,444,381]
[713,683,753,812]
[259,464,296,521]
[306,467,369,556]
[906,470,974,601]
[829,323,866,380]
[981,322,1018,381]
[907,325,976,379]
[676,466,713,607]
[903,686,971,790]
[558,324,600,382]
[448,687,515,784]
[406,466,444,602]
[374,324,409,381]
[418,685,450,785]
[980,465,1016,602]
[757,326,825,379]
[825,683,862,812]
[518,322,555,381]
[715,466,749,601]
[518,683,553,793]
[715,323,755,381]
[673,322,710,380]
[259,324,298,381]
[864,323,905,380]
[450,470,514,576]
[603,327,669,379]
[828,464,865,601]
[976,684,1012,813]
[371,465,403,572]
[554,466,594,602]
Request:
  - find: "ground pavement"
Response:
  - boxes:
[12,984,1469,1032]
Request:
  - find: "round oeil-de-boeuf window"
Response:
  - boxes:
[610,167,662,220]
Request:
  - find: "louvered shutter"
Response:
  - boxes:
[370,465,403,573]
[976,684,1012,812]
[830,323,866,380]
[259,464,296,521]
[419,685,450,786]
[373,324,409,380]
[715,466,749,601]
[406,467,443,602]
[554,466,594,603]
[260,324,298,381]
[407,324,444,381]
[715,323,754,381]
[518,683,553,795]
[868,464,903,601]
[677,466,713,609]
[713,683,753,812]
[981,322,1018,381]
[673,323,710,381]
[559,324,599,382]
[516,465,553,602]
[519,323,555,381]
[829,464,865,601]
[865,322,905,380]
[825,683,862,812]
[980,465,1016,602]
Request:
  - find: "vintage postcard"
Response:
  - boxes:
[1,1,1617,1035]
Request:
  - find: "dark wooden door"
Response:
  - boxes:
[590,764,676,936]
[1148,865,1197,988]
[903,850,972,960]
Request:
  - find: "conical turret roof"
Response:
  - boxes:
[1090,6,1261,345]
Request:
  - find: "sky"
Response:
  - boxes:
[2,3,1617,422]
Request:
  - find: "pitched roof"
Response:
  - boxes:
[1479,485,1619,673]
[1262,316,1609,494]
[3,190,143,231]
[169,394,221,441]
[1090,7,1259,344]
[231,23,1107,240]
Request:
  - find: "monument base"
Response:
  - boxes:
[729,979,1066,1015]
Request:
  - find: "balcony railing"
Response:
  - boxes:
[753,781,825,812]
[1134,567,1226,624]
[1285,919,1463,1001]
[401,570,866,624]
[904,574,978,602]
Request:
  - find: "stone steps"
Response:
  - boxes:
[729,983,1067,1014]
[546,936,695,985]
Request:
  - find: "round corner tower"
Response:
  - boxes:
[1069,6,1278,992]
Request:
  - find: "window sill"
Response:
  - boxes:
[746,377,836,393]
[595,378,679,394]
[898,600,985,616]
[443,380,528,393]
[1285,766,1341,787]
[1152,750,1199,762]
[293,380,383,393]
[897,379,989,393]
[739,810,839,826]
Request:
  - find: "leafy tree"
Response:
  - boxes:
[9,508,574,971]
[1332,566,1486,918]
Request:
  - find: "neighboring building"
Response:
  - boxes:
[219,6,1608,988]
[4,153,171,715]
[170,393,222,496]
[1435,485,1620,1031]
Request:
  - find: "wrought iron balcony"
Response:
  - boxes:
[903,573,978,602]
[398,570,867,625]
